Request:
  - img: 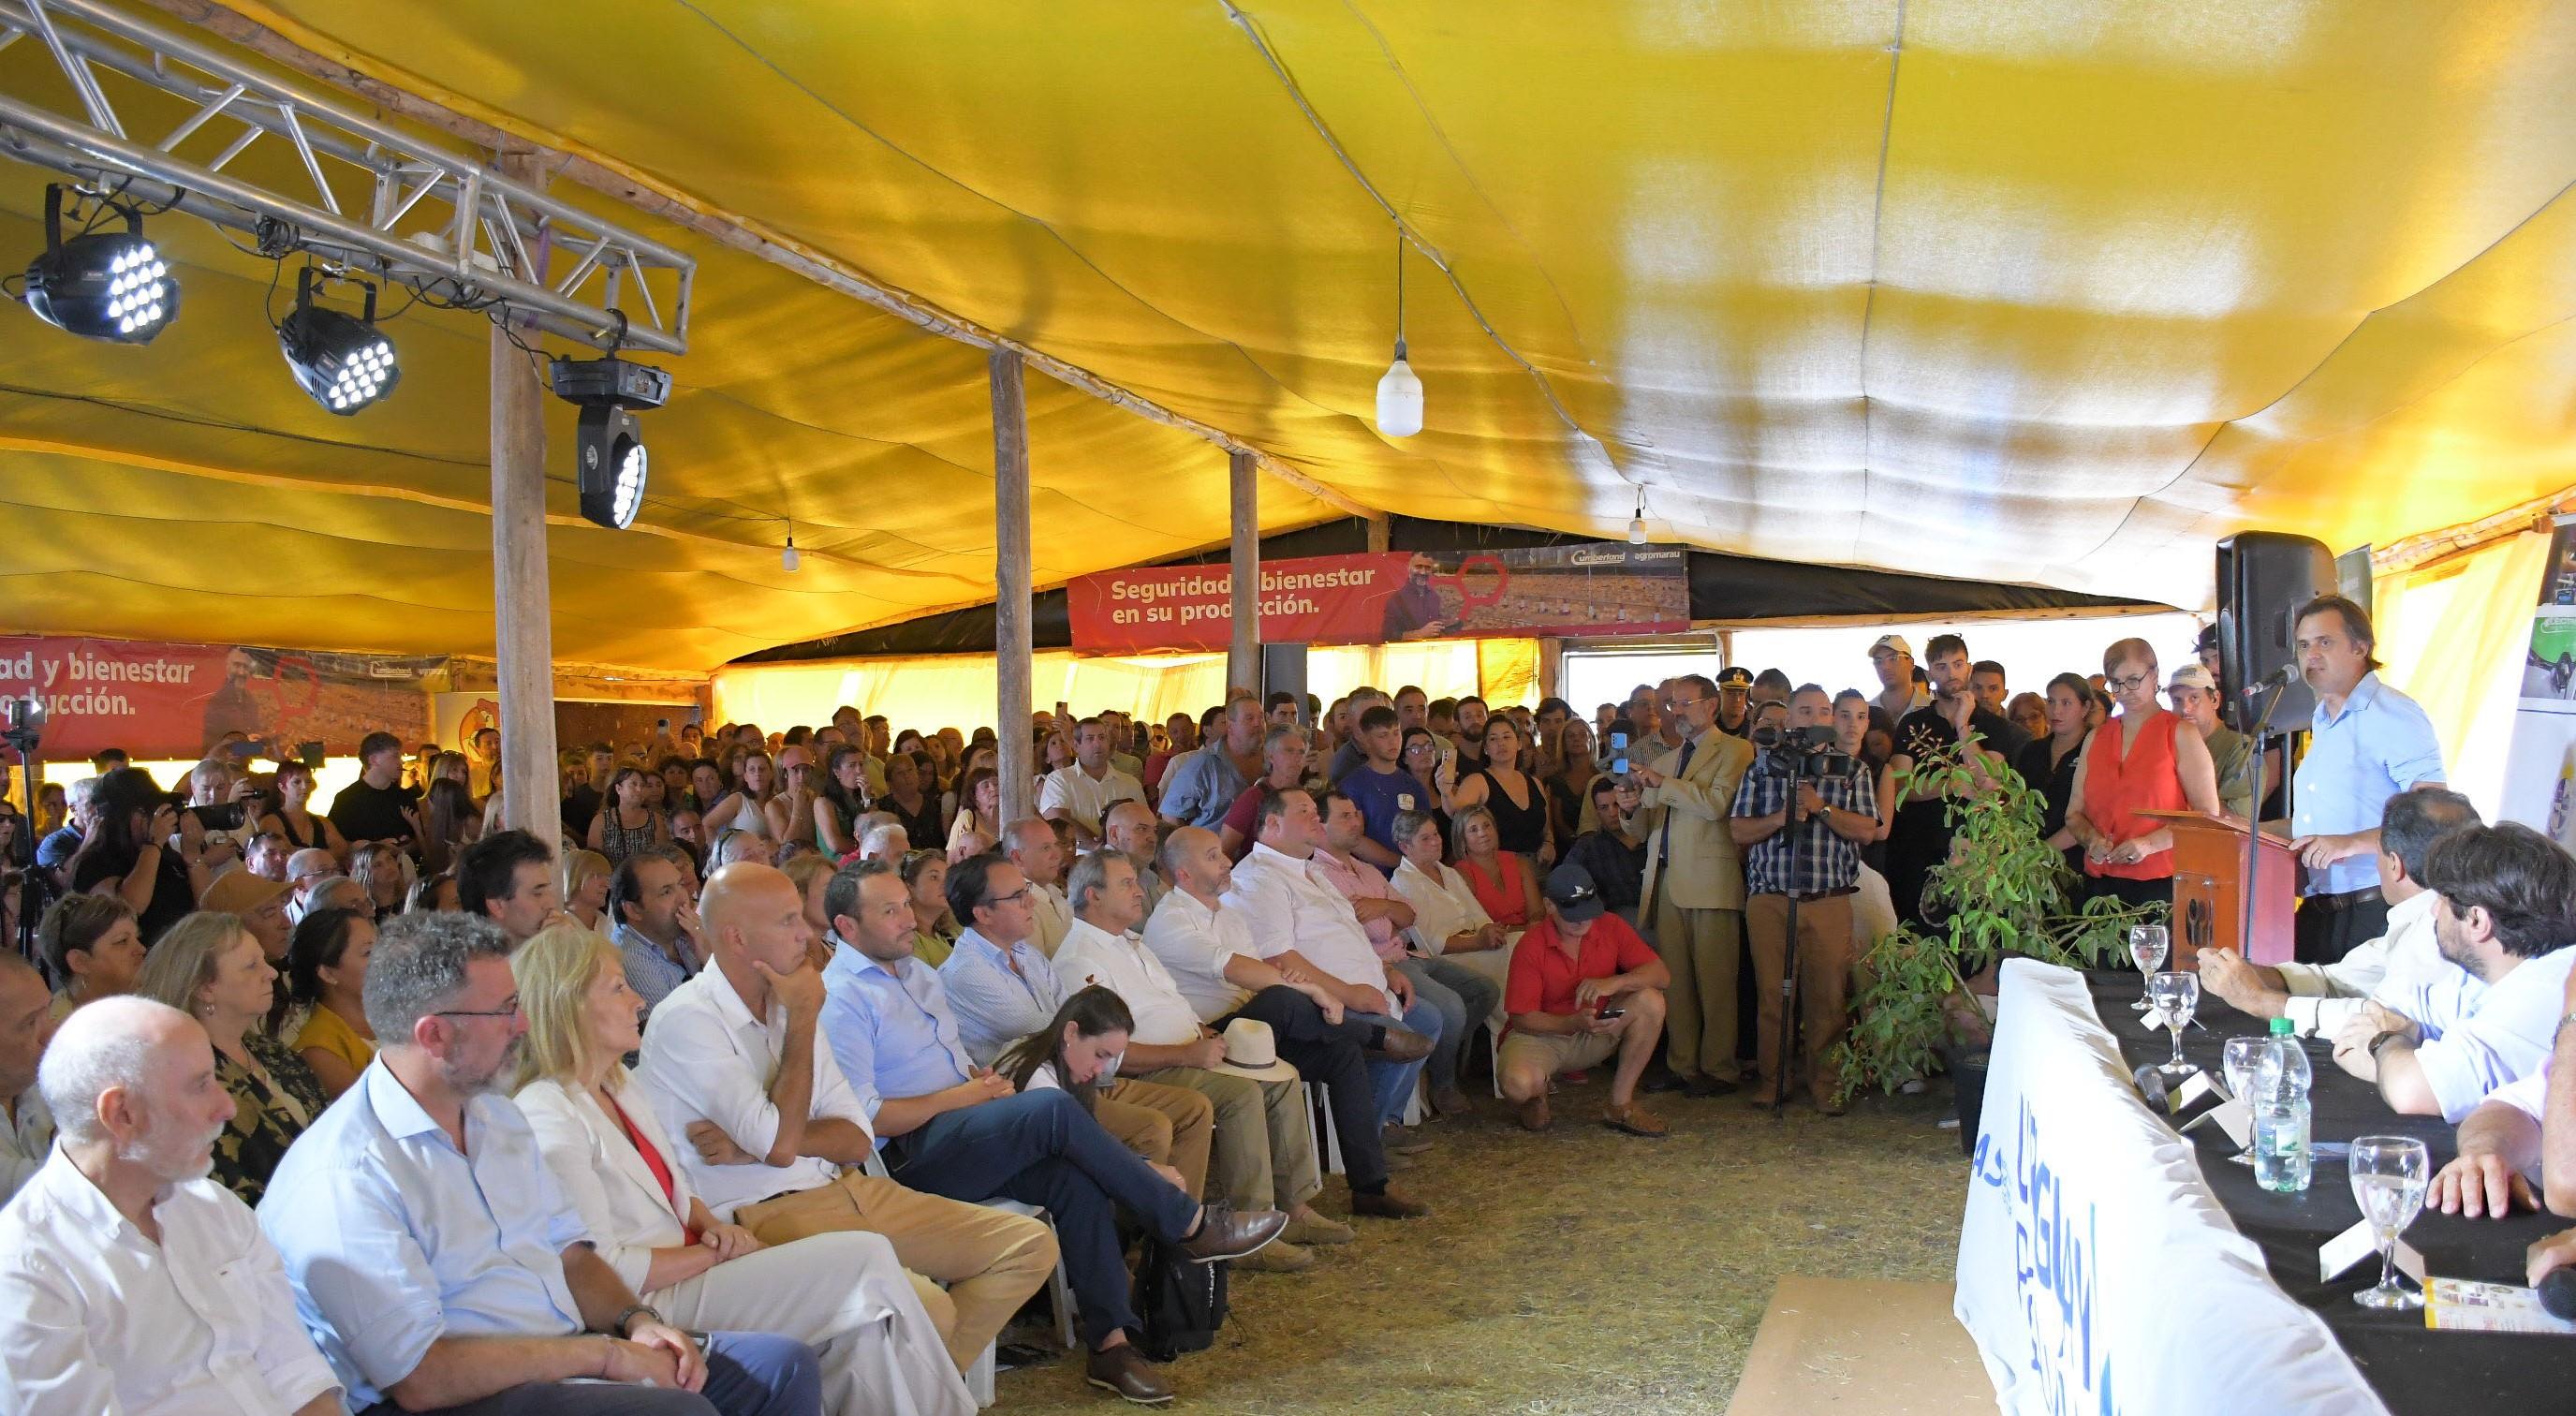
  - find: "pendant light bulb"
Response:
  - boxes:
[1627,488,1648,546]
[1375,230,1423,438]
[782,530,800,573]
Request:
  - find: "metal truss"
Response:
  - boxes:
[0,0,693,353]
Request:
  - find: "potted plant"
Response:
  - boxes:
[1828,738,2155,1146]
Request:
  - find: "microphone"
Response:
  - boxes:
[2242,663,2299,700]
[2540,1267,2576,1320]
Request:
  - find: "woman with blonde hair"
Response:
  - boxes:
[135,911,324,1205]
[1450,804,1540,930]
[508,925,972,1416]
[564,848,616,938]
[2066,638,2223,910]
[349,841,407,922]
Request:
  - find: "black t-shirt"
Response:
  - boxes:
[72,846,195,943]
[1890,703,2023,852]
[561,784,603,839]
[329,777,420,848]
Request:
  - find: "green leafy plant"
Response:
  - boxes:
[1829,737,2160,1101]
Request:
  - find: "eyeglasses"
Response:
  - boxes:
[434,996,522,1020]
[982,887,1032,907]
[2106,672,2154,692]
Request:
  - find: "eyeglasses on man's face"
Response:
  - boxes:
[434,995,522,1021]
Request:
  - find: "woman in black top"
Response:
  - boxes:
[68,766,204,944]
[878,750,947,851]
[1438,715,1554,863]
[2014,672,2095,877]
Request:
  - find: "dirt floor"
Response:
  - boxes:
[993,1075,1969,1413]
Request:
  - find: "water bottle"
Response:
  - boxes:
[2253,1017,2312,1193]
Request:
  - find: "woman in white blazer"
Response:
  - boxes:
[508,924,973,1416]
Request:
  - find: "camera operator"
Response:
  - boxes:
[1729,688,1878,1114]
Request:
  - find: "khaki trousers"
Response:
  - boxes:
[1095,1077,1214,1200]
[1653,890,1744,1081]
[733,1171,1058,1374]
[1135,1064,1321,1212]
[1744,892,1856,1099]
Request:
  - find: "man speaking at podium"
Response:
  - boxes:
[2283,596,2448,966]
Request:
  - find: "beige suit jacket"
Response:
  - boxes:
[1635,727,1753,912]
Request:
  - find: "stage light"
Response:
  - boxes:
[1375,231,1423,438]
[22,184,176,344]
[277,268,399,415]
[550,354,671,531]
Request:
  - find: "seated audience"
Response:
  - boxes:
[876,751,948,853]
[1039,717,1147,852]
[0,951,52,1204]
[2199,789,2480,1034]
[135,912,324,1206]
[244,828,291,882]
[1391,808,1511,998]
[260,910,822,1416]
[0,996,343,1414]
[899,849,957,968]
[1313,792,1490,1118]
[1452,804,1540,931]
[203,865,294,974]
[287,905,378,1099]
[352,842,411,922]
[1498,863,1672,1137]
[2332,822,2576,1121]
[611,848,708,1019]
[589,766,672,868]
[633,862,1058,1375]
[508,924,972,1416]
[457,829,562,946]
[564,848,616,940]
[1103,799,1168,918]
[859,823,910,866]
[284,848,340,917]
[1217,725,1310,862]
[37,892,142,1022]
[1052,850,1344,1271]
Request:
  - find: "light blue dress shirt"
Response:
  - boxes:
[2383,947,2576,1123]
[936,928,1067,1066]
[820,937,977,1143]
[613,920,697,1018]
[2290,672,2446,896]
[257,1061,587,1410]
[1158,745,1249,831]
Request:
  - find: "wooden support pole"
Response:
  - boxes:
[1229,449,1260,697]
[490,148,559,839]
[992,349,1035,824]
[1364,513,1391,554]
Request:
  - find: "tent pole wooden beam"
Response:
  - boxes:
[489,147,559,838]
[1229,450,1259,696]
[1364,513,1391,554]
[992,349,1035,824]
[142,0,1376,524]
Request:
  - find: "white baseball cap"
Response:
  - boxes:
[1868,634,1914,660]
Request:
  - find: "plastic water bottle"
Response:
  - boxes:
[2253,1017,2312,1193]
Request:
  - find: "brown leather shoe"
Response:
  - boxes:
[1178,1202,1288,1264]
[1517,1094,1553,1131]
[1380,1123,1434,1156]
[1428,1084,1474,1117]
[1085,1342,1174,1404]
[1349,1187,1431,1219]
[1232,1238,1314,1273]
[1368,1025,1435,1063]
[1603,1101,1670,1138]
[1283,1211,1355,1246]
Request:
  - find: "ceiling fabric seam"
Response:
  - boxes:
[1851,0,1907,563]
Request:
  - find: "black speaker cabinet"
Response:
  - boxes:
[2216,530,2335,735]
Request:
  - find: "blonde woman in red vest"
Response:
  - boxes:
[2065,638,2222,911]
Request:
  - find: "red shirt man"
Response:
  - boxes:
[1498,863,1671,1138]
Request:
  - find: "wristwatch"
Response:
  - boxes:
[610,1304,663,1337]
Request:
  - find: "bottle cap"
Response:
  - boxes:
[2268,1016,2294,1036]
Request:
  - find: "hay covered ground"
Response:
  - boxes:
[994,1076,1968,1413]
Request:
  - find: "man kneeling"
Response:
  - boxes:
[1498,863,1671,1137]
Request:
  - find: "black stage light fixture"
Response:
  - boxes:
[23,184,176,343]
[278,267,400,415]
[549,354,670,530]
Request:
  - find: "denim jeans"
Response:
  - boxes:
[1348,995,1444,1126]
[1394,955,1500,1093]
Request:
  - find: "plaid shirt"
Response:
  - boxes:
[1730,757,1875,897]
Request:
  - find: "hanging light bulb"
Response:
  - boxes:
[782,525,801,573]
[1627,486,1649,546]
[1375,231,1423,438]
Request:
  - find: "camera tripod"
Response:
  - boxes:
[1764,752,1827,1119]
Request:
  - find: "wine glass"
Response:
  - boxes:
[2147,971,2200,1075]
[2348,1135,2430,1309]
[2221,1035,2273,1166]
[2129,923,2169,1011]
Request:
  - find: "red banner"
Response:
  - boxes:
[0,637,437,761]
[1067,543,1691,652]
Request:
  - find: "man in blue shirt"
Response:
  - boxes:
[258,911,819,1416]
[2287,596,2448,965]
[819,858,1284,1405]
[1332,705,1419,869]
[1159,698,1264,831]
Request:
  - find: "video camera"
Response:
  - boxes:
[1749,722,1854,779]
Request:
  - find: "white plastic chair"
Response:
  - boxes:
[862,1146,1080,1382]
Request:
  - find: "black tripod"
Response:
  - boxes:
[1766,759,1818,1118]
[3,700,42,960]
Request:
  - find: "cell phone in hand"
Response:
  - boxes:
[1610,731,1629,775]
[1596,1006,1627,1021]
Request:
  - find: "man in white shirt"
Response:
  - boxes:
[0,951,54,1204]
[1220,789,1443,1132]
[1002,817,1074,956]
[1143,826,1429,1218]
[1053,849,1341,1271]
[2333,823,2576,1123]
[0,996,340,1415]
[635,861,1059,1376]
[1038,717,1145,851]
[2198,789,2480,1036]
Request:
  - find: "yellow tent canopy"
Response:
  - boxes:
[6,1,2575,671]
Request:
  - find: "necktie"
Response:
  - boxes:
[1660,738,1697,861]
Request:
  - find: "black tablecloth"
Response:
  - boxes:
[2083,971,2571,1411]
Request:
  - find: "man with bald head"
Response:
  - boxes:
[0,996,343,1413]
[634,862,1057,1377]
[1103,799,1166,917]
[0,951,56,1204]
[1002,817,1073,956]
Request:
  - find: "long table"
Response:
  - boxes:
[2083,969,2569,1412]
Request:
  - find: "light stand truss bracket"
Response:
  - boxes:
[0,0,693,353]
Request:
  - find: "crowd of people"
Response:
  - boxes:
[8,587,2576,1410]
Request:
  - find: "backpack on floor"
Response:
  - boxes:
[1130,1235,1228,1361]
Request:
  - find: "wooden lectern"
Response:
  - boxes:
[2141,811,2298,968]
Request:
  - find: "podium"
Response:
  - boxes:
[2141,811,2297,968]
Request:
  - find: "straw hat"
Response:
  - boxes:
[1209,1018,1299,1084]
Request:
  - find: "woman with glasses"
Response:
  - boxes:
[2065,639,2223,910]
[508,924,974,1416]
[1397,727,1452,849]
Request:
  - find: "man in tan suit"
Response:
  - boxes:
[1629,671,1755,1096]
